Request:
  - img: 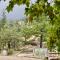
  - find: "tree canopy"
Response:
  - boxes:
[0,0,60,51]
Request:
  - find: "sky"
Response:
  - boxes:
[0,0,51,20]
[0,0,26,20]
[0,0,37,20]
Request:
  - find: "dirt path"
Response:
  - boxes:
[0,45,42,60]
[0,56,41,60]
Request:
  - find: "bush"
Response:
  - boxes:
[8,49,14,55]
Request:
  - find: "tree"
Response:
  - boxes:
[20,15,48,47]
[0,10,6,30]
[0,0,60,51]
[0,21,22,50]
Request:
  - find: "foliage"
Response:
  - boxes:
[0,0,60,51]
[0,21,22,50]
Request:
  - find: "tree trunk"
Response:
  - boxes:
[40,34,43,48]
[25,37,26,45]
[8,42,10,49]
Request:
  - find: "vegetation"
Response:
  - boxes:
[0,0,60,52]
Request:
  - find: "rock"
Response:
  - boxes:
[1,50,7,56]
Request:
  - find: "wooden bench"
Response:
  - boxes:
[48,52,60,60]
